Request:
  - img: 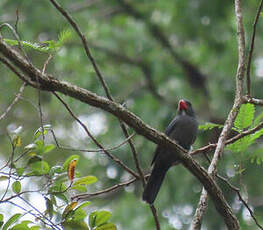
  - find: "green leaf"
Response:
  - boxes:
[45,197,54,219]
[0,214,4,228]
[10,220,32,230]
[95,211,112,227]
[54,193,68,204]
[33,127,48,140]
[30,226,40,230]
[62,202,78,220]
[27,155,42,165]
[16,168,24,177]
[2,213,22,230]
[49,182,67,194]
[71,208,87,222]
[96,223,117,230]
[73,176,98,186]
[63,155,80,171]
[13,135,22,147]
[64,202,91,222]
[89,211,112,228]
[76,201,91,210]
[43,144,55,154]
[30,160,50,175]
[198,122,222,131]
[71,184,88,192]
[234,103,255,130]
[35,139,44,148]
[49,166,64,176]
[89,211,97,228]
[12,181,21,194]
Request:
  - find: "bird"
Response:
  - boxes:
[142,99,198,204]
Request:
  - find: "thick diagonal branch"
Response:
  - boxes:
[0,36,239,229]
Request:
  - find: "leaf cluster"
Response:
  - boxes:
[0,125,116,230]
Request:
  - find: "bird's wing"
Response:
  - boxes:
[151,117,180,165]
[164,116,180,136]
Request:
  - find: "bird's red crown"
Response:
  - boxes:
[179,100,188,110]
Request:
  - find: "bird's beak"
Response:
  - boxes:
[179,100,188,111]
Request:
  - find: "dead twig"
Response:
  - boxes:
[246,0,263,96]
[0,83,26,121]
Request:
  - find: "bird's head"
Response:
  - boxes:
[178,99,195,117]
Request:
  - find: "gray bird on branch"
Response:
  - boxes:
[143,99,198,204]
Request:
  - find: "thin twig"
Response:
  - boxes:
[119,123,160,229]
[53,91,139,178]
[15,8,19,34]
[50,129,136,152]
[72,176,138,201]
[0,190,40,203]
[246,0,263,96]
[19,196,61,230]
[48,0,112,100]
[42,54,53,75]
[0,23,30,63]
[7,201,60,229]
[217,174,263,229]
[203,155,262,229]
[0,83,26,121]
[243,96,263,106]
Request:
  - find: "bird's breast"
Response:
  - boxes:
[168,115,198,150]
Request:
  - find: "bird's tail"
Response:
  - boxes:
[142,163,170,204]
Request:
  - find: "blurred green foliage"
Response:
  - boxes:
[1,0,263,229]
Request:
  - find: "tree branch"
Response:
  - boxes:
[190,0,246,229]
[243,95,263,106]
[0,36,240,229]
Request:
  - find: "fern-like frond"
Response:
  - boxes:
[4,38,54,52]
[249,148,263,165]
[253,110,263,127]
[198,122,223,131]
[58,29,73,45]
[227,128,263,153]
[234,103,255,130]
